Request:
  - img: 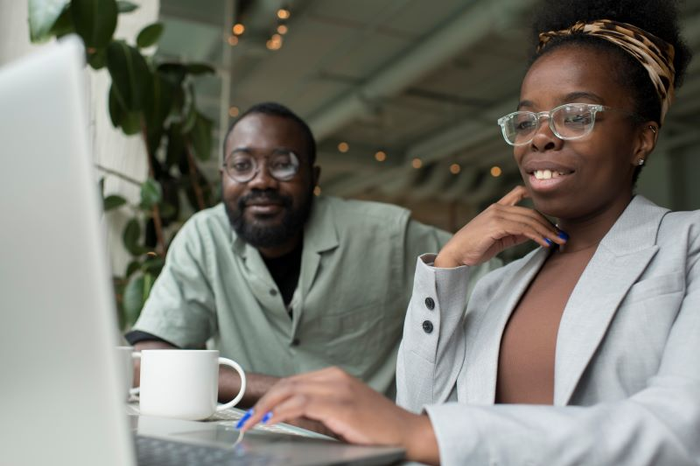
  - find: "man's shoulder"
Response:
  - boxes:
[318,195,411,225]
[175,204,230,241]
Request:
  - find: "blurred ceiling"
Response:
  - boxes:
[156,0,700,227]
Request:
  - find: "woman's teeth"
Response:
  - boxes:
[533,169,566,180]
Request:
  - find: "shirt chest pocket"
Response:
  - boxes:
[306,302,400,370]
[623,272,685,305]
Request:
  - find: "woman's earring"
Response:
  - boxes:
[648,125,657,134]
[638,159,645,166]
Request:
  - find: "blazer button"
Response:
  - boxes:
[270,289,278,296]
[291,338,301,347]
[424,297,435,310]
[422,320,433,334]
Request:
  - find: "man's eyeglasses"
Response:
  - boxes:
[497,103,642,146]
[223,149,300,183]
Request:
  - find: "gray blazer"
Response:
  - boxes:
[397,196,700,466]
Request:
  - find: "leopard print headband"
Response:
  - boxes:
[538,20,676,124]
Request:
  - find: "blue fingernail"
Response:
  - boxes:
[544,238,553,247]
[557,231,569,241]
[236,409,254,429]
[261,411,273,424]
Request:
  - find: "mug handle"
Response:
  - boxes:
[216,357,246,411]
[129,352,141,399]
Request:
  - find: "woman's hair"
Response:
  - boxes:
[531,0,691,123]
[529,0,692,182]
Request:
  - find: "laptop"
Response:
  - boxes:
[0,37,404,466]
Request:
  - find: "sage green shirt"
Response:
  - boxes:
[132,196,496,396]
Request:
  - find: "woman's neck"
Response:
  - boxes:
[555,194,633,253]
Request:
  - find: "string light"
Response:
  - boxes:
[266,33,283,50]
[313,186,321,196]
[232,23,245,35]
[411,158,422,169]
[228,106,239,117]
[374,150,386,162]
[227,35,238,46]
[277,8,290,19]
[490,166,502,177]
[277,24,288,35]
[337,142,349,153]
[449,163,461,174]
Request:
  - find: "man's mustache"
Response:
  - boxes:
[237,190,292,210]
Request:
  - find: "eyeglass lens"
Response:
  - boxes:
[500,104,599,146]
[224,150,300,182]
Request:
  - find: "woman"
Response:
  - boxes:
[241,0,699,464]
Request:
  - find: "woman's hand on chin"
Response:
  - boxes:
[240,367,440,465]
[435,185,567,268]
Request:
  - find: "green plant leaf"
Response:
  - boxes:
[121,111,142,135]
[88,48,107,70]
[48,4,74,38]
[136,22,164,48]
[145,72,174,132]
[125,260,141,277]
[28,0,70,43]
[107,40,152,112]
[142,256,165,275]
[116,0,138,12]
[156,62,187,85]
[146,127,164,160]
[71,0,118,49]
[140,178,162,209]
[186,63,216,75]
[189,112,213,161]
[181,102,198,133]
[103,194,127,211]
[143,272,154,302]
[112,276,127,329]
[165,123,185,168]
[108,84,125,127]
[123,218,142,255]
[122,274,144,325]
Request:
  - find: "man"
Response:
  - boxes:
[127,102,496,406]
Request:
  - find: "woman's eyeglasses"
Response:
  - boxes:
[497,103,642,146]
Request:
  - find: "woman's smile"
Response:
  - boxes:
[521,159,576,193]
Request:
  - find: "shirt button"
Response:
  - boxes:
[291,338,301,347]
[269,289,278,296]
[422,320,433,334]
[424,297,435,310]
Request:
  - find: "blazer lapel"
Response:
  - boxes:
[553,196,668,405]
[462,247,549,404]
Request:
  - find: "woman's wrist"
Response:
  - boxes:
[401,412,440,465]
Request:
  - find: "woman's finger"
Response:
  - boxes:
[496,185,529,206]
[484,206,565,246]
[241,368,346,431]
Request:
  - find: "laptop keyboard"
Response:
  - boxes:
[136,436,281,466]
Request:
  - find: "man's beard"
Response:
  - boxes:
[224,187,313,248]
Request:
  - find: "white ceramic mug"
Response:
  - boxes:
[116,346,140,401]
[134,349,246,421]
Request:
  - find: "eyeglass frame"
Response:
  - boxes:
[496,102,645,147]
[222,148,302,183]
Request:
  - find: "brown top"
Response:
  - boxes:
[495,244,598,404]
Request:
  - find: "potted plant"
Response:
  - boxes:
[29,0,220,328]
